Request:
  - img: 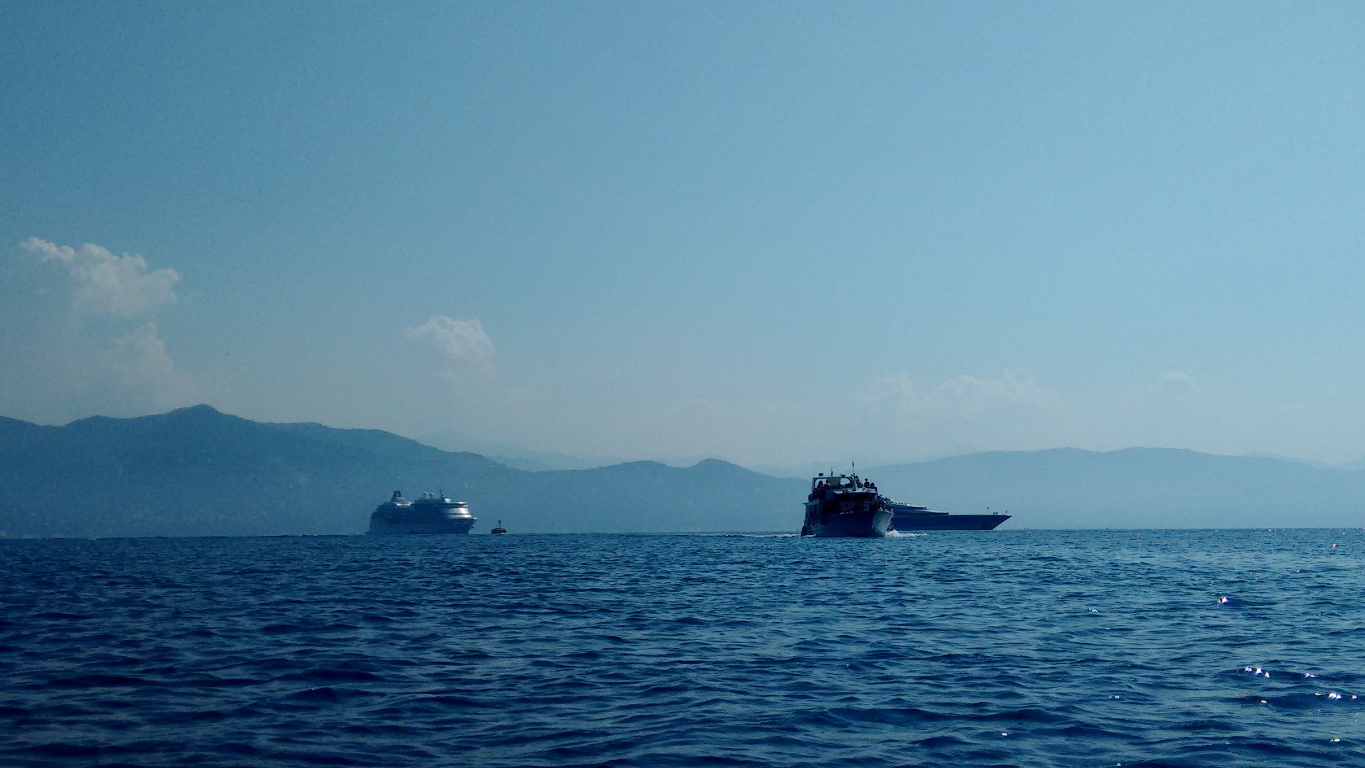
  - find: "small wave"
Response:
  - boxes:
[49,673,145,688]
[283,667,386,684]
[281,686,381,703]
[32,611,90,621]
[687,532,801,538]
[5,528,1364,768]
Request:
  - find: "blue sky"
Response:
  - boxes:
[4,2,1365,466]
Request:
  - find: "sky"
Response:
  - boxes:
[4,1,1365,468]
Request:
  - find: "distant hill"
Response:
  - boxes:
[1341,456,1365,472]
[0,406,802,538]
[867,448,1365,529]
[416,429,712,472]
[416,427,622,471]
[2,406,1364,537]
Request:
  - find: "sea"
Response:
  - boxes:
[1,529,1362,767]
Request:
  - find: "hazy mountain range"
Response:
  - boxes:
[415,428,623,472]
[416,428,715,472]
[1,405,1362,538]
[0,406,800,538]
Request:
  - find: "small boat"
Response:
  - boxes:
[800,471,892,537]
[367,490,477,535]
[491,520,508,535]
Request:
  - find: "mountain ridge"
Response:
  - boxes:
[0,406,798,538]
[2,406,1364,536]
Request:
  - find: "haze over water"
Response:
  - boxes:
[3,529,1362,767]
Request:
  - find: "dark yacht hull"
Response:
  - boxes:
[806,507,894,538]
[891,512,1009,531]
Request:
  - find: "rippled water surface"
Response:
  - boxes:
[2,529,1363,766]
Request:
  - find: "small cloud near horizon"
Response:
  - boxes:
[406,315,495,375]
[1146,370,1198,396]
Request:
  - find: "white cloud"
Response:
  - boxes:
[20,237,180,317]
[102,322,198,411]
[406,315,495,374]
[108,322,177,383]
[1145,370,1198,396]
[3,238,203,420]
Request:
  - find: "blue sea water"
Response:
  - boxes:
[1,529,1362,767]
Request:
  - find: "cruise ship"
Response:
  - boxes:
[367,490,477,535]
